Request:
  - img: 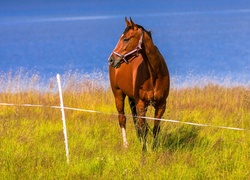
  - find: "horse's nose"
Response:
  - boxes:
[108,57,114,66]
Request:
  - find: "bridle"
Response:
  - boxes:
[109,28,143,65]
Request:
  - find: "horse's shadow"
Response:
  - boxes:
[159,125,206,151]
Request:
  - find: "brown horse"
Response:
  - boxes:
[108,17,170,151]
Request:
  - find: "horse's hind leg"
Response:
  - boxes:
[152,101,166,150]
[115,92,128,148]
[128,97,140,138]
[136,100,149,151]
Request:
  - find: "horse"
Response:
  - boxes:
[108,17,170,151]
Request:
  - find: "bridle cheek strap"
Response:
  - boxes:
[113,29,143,64]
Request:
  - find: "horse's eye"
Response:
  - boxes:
[123,38,130,42]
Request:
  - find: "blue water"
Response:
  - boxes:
[1,0,250,83]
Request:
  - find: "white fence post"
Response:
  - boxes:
[56,74,70,164]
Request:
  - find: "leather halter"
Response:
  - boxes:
[109,28,143,65]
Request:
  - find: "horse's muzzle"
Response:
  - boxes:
[108,57,114,66]
[108,56,122,68]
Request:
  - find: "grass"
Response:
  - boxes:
[0,70,250,179]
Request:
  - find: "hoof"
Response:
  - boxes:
[142,143,147,152]
[123,142,129,148]
[152,140,159,150]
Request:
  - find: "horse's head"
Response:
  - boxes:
[108,17,144,68]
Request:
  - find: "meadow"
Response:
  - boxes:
[0,70,250,179]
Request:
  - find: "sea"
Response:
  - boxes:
[1,0,250,87]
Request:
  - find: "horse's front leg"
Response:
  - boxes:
[136,100,148,151]
[152,100,166,149]
[115,94,128,148]
[128,97,140,139]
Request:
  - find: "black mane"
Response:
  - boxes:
[123,24,152,39]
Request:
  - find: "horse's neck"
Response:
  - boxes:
[143,32,165,75]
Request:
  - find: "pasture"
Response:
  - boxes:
[0,70,250,179]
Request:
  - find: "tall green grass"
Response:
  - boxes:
[0,70,250,179]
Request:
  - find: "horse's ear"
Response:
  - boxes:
[130,17,138,30]
[125,17,131,27]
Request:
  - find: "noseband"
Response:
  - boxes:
[109,29,143,65]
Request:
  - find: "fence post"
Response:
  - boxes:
[56,74,70,164]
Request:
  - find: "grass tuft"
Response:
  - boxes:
[0,70,250,179]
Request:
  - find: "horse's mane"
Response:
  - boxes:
[123,24,152,39]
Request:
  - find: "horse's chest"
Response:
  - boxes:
[138,78,167,103]
[138,80,154,101]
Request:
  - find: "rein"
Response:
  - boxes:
[111,29,143,65]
